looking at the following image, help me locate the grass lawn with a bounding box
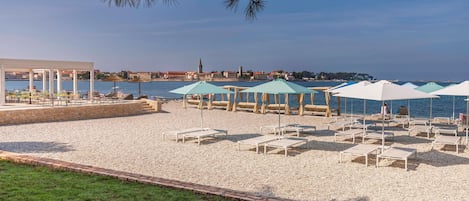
[0,160,230,201]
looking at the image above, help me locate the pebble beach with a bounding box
[1,101,469,201]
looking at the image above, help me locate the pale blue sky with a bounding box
[0,0,468,81]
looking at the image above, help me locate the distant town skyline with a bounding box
[1,1,468,81]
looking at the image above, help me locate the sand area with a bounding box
[1,100,468,200]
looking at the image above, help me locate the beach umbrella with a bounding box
[415,82,444,126]
[431,80,469,143]
[330,81,372,128]
[242,79,316,129]
[169,81,233,127]
[334,80,438,149]
[103,74,126,94]
[401,82,419,89]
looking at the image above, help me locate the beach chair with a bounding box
[408,125,433,138]
[362,131,394,143]
[376,147,417,171]
[334,129,364,144]
[263,137,308,157]
[163,127,211,142]
[432,135,461,153]
[260,124,288,135]
[182,129,228,145]
[339,144,380,167]
[237,135,279,153]
[327,118,355,131]
[280,124,317,137]
[433,126,458,136]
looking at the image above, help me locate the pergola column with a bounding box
[73,70,78,98]
[0,65,5,105]
[29,70,34,92]
[49,69,55,97]
[89,70,94,100]
[42,70,47,95]
[57,70,62,93]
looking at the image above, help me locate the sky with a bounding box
[0,0,468,81]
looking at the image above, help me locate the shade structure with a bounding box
[327,81,356,93]
[242,79,316,129]
[330,81,372,131]
[431,80,469,143]
[401,82,419,89]
[334,80,438,149]
[169,81,233,127]
[415,82,444,126]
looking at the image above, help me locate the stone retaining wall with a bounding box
[0,101,147,125]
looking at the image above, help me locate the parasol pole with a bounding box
[382,100,385,150]
[363,99,366,134]
[429,98,433,127]
[200,94,204,128]
[278,93,281,131]
[408,100,411,127]
[452,96,455,122]
[465,96,469,146]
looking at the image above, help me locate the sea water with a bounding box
[5,80,467,119]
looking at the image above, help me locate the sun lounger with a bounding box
[348,122,372,130]
[408,125,433,138]
[237,135,279,153]
[163,127,211,142]
[280,124,316,137]
[432,135,461,153]
[339,144,380,167]
[434,126,458,136]
[334,129,364,143]
[260,125,287,135]
[376,147,417,171]
[182,129,228,145]
[263,138,308,157]
[362,131,394,143]
[328,120,353,131]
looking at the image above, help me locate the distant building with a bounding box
[164,71,186,80]
[223,71,237,79]
[237,66,243,78]
[198,58,203,74]
[253,71,268,80]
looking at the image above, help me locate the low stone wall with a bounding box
[0,101,147,125]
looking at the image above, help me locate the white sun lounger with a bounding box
[434,126,458,136]
[334,129,364,143]
[263,138,308,157]
[182,129,228,145]
[280,124,317,137]
[163,127,211,142]
[362,131,394,143]
[408,125,433,138]
[339,144,380,167]
[237,135,279,153]
[376,147,417,171]
[432,135,461,153]
[260,125,287,135]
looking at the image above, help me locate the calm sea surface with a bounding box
[6,80,468,118]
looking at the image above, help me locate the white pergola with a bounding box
[0,58,95,105]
